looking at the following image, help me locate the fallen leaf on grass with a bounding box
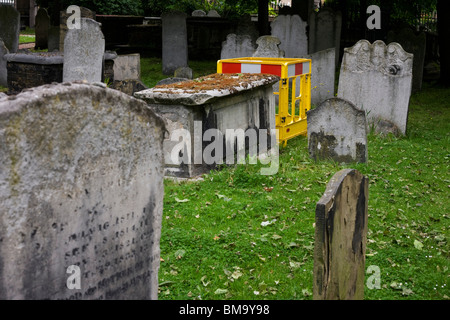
[414,239,424,250]
[214,288,228,295]
[175,197,189,203]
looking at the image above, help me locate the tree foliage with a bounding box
[141,0,258,19]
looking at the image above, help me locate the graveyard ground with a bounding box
[147,60,449,300]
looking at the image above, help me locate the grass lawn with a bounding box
[143,58,449,300]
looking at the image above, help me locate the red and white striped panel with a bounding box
[221,61,310,77]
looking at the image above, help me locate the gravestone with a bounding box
[306,47,336,106]
[60,6,96,52]
[0,82,165,299]
[270,15,308,58]
[162,11,188,76]
[221,34,256,59]
[253,36,284,58]
[0,4,20,53]
[307,98,368,163]
[174,66,193,79]
[337,40,413,135]
[309,8,342,65]
[113,53,141,81]
[0,39,8,87]
[192,10,206,17]
[387,28,426,92]
[314,169,368,300]
[35,8,50,50]
[63,18,105,83]
[48,26,60,52]
[235,15,259,44]
[207,10,220,17]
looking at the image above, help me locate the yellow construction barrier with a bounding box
[217,57,311,146]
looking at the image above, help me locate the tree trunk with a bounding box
[438,0,450,86]
[258,0,269,36]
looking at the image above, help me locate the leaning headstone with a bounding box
[35,8,50,50]
[113,53,141,81]
[253,36,284,58]
[387,28,426,92]
[270,15,308,58]
[337,40,413,135]
[221,34,256,59]
[60,6,96,52]
[314,169,368,300]
[307,98,368,163]
[63,18,105,83]
[0,4,20,53]
[308,8,342,65]
[0,82,165,299]
[305,47,336,106]
[162,11,188,76]
[0,39,8,87]
[192,10,206,17]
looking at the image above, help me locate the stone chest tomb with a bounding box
[135,73,279,178]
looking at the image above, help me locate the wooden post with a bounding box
[313,169,368,300]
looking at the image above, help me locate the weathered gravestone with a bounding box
[162,11,189,75]
[0,4,20,53]
[63,18,105,83]
[314,169,368,300]
[47,26,60,52]
[207,10,220,17]
[307,98,368,163]
[221,34,256,59]
[387,28,426,93]
[35,8,50,50]
[337,40,413,135]
[253,36,284,58]
[192,10,206,17]
[113,53,141,81]
[0,39,8,87]
[60,6,96,52]
[309,7,342,66]
[270,15,308,58]
[305,47,336,106]
[235,15,259,45]
[0,82,166,299]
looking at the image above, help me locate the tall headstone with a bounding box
[162,11,188,76]
[306,47,336,106]
[270,15,308,58]
[63,18,105,83]
[337,40,413,135]
[59,6,96,52]
[0,39,8,87]
[221,34,256,59]
[253,36,284,58]
[0,82,165,300]
[307,98,368,163]
[308,8,342,65]
[387,28,426,92]
[314,169,368,300]
[0,4,20,53]
[35,8,50,50]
